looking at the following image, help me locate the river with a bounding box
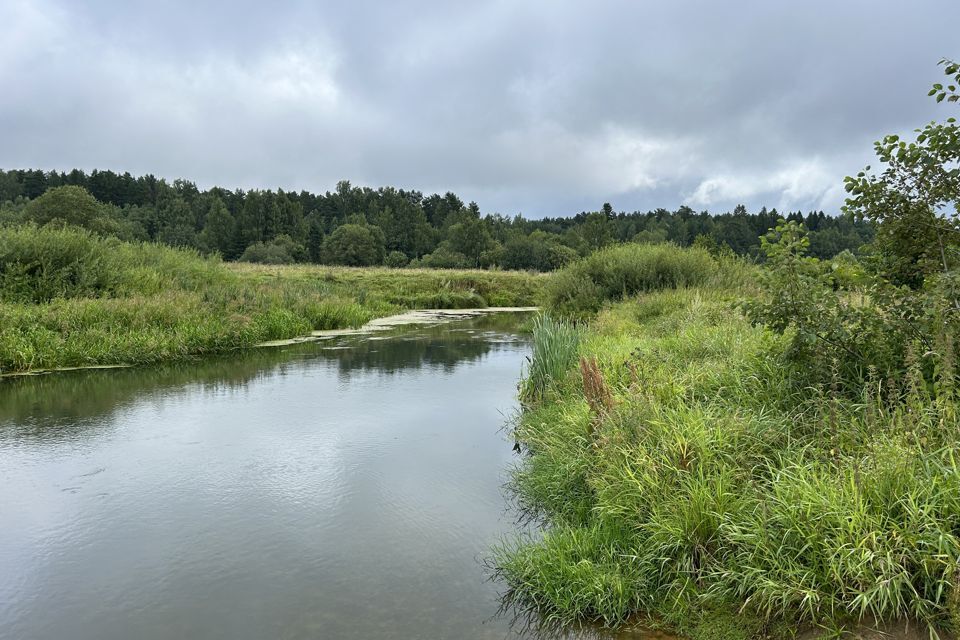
[1,312,545,640]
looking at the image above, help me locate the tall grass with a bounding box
[497,287,960,639]
[519,313,581,403]
[228,263,544,309]
[0,225,542,374]
[0,223,231,304]
[541,243,719,318]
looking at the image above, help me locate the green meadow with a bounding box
[0,224,541,374]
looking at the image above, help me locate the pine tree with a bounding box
[198,197,236,257]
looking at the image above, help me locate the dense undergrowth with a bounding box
[499,242,960,638]
[541,243,721,319]
[0,224,541,373]
[499,283,960,638]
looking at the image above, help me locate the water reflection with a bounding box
[1,312,552,640]
[322,314,527,378]
[0,313,527,433]
[497,600,679,640]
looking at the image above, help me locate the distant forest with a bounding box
[0,168,873,270]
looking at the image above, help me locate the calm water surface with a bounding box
[0,314,540,640]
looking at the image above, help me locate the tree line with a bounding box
[0,168,872,270]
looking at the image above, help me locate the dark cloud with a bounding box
[1,0,957,216]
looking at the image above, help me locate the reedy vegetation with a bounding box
[541,242,720,320]
[518,313,581,404]
[501,272,960,637]
[0,224,541,373]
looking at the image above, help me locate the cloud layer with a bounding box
[1,0,957,216]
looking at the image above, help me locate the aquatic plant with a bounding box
[519,313,581,404]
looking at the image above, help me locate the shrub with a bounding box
[501,232,579,272]
[542,243,716,318]
[239,234,306,264]
[384,250,409,268]
[744,220,956,393]
[16,185,145,241]
[417,245,472,269]
[321,224,386,266]
[22,185,103,229]
[478,244,505,269]
[0,224,229,304]
[0,225,120,303]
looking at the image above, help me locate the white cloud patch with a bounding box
[685,159,843,211]
[488,123,696,194]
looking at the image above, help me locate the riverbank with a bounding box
[497,275,960,639]
[0,226,544,374]
[0,307,539,378]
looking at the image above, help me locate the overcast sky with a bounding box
[1,1,957,217]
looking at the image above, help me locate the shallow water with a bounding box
[0,314,546,640]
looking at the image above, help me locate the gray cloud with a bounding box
[1,0,957,216]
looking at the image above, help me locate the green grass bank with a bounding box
[497,243,960,639]
[0,225,542,374]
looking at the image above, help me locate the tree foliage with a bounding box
[750,61,960,394]
[321,224,386,266]
[0,168,873,270]
[23,185,103,228]
[843,58,960,288]
[239,234,307,264]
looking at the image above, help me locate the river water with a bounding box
[0,313,544,640]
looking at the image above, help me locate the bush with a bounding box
[384,250,409,268]
[0,225,120,303]
[478,245,505,269]
[501,233,580,272]
[416,245,472,269]
[239,234,307,264]
[321,224,386,266]
[16,185,144,241]
[0,224,229,304]
[542,243,716,317]
[744,220,956,393]
[22,185,103,228]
